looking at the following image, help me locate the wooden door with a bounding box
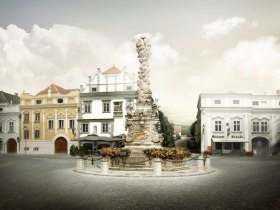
[7,139,17,153]
[55,137,67,154]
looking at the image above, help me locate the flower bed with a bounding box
[100,147,131,159]
[245,151,254,157]
[143,147,191,160]
[202,150,212,157]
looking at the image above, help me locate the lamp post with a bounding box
[23,126,27,155]
[202,124,206,152]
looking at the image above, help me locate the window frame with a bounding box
[9,121,14,133]
[34,130,40,139]
[82,123,89,133]
[48,120,54,129]
[214,121,222,132]
[102,101,110,113]
[58,120,64,129]
[233,121,241,132]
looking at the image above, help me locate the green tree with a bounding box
[190,120,197,139]
[159,111,175,147]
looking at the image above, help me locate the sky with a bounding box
[0,0,280,124]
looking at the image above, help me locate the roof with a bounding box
[0,91,20,104]
[74,134,123,142]
[37,84,74,95]
[102,66,121,74]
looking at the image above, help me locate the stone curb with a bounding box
[73,168,216,178]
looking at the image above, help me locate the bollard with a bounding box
[196,155,204,171]
[205,157,211,170]
[101,158,109,174]
[76,158,84,171]
[153,158,162,176]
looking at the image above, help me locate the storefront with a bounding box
[212,138,248,154]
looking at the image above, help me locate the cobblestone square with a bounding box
[0,154,279,210]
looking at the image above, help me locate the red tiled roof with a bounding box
[102,66,121,74]
[37,84,73,95]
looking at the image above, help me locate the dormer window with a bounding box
[57,98,63,104]
[36,100,42,104]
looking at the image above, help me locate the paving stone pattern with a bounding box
[0,154,279,210]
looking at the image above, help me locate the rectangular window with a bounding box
[48,120,54,129]
[9,122,14,132]
[82,124,88,133]
[24,113,29,122]
[126,86,132,91]
[34,147,39,151]
[261,122,268,132]
[69,120,75,129]
[34,130,40,139]
[103,101,110,113]
[24,147,29,151]
[35,113,40,122]
[24,130,29,139]
[114,101,123,112]
[58,120,64,129]
[233,100,239,104]
[253,122,259,132]
[215,121,221,132]
[252,101,259,106]
[233,121,240,132]
[84,102,91,113]
[0,122,3,132]
[214,100,221,105]
[92,87,97,92]
[102,123,109,133]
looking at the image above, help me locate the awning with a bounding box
[212,138,248,143]
[73,134,123,142]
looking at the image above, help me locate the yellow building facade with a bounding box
[19,84,79,154]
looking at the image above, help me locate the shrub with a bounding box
[70,145,79,156]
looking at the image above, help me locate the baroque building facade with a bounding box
[196,92,280,154]
[19,84,79,154]
[0,91,20,154]
[78,66,136,138]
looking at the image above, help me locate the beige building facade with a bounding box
[19,84,79,154]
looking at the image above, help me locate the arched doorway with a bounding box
[55,137,68,154]
[7,139,17,153]
[252,137,269,156]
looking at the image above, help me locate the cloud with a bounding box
[201,17,258,40]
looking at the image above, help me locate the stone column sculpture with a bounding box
[125,34,162,145]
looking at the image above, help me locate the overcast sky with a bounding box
[0,0,280,124]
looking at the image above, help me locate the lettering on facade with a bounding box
[231,135,244,139]
[212,135,225,138]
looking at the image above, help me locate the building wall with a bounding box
[19,88,79,154]
[197,93,280,153]
[0,103,20,154]
[79,67,136,138]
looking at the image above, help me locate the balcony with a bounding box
[113,111,123,117]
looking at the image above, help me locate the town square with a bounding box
[1,0,280,209]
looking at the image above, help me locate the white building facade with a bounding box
[78,66,136,138]
[0,91,20,154]
[196,92,280,154]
